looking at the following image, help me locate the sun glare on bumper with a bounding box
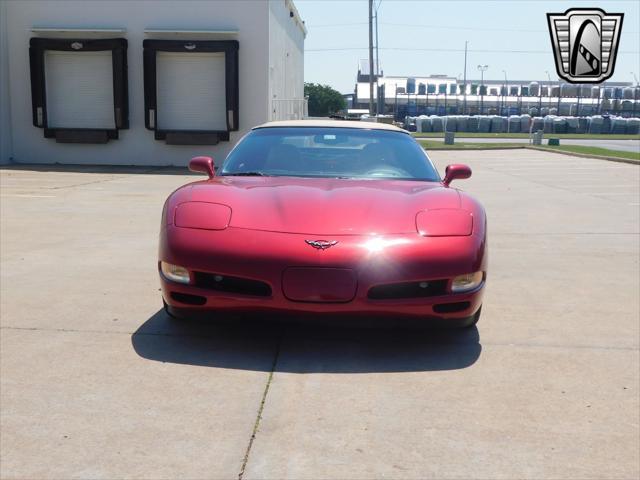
[362,237,411,254]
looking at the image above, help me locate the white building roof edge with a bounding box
[286,0,307,37]
[31,27,126,33]
[144,28,239,35]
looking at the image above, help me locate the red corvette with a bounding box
[159,120,487,327]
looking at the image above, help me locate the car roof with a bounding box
[253,119,408,133]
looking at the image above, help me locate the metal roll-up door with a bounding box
[44,50,115,129]
[156,52,227,131]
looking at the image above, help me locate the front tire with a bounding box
[163,299,193,321]
[162,299,177,319]
[458,305,482,328]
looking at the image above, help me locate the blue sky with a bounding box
[295,0,640,93]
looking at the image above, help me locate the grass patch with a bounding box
[412,132,640,140]
[419,139,640,162]
[419,140,525,150]
[533,144,640,162]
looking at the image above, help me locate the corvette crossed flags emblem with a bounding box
[305,240,338,250]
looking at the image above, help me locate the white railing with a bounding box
[271,98,308,121]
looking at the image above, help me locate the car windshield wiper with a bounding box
[223,171,270,177]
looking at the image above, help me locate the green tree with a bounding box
[304,82,346,117]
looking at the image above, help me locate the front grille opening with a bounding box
[170,292,207,305]
[368,279,448,300]
[193,271,272,297]
[433,301,471,314]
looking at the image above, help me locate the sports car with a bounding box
[159,120,487,327]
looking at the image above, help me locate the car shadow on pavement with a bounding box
[131,309,482,373]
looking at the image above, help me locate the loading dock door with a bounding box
[44,50,115,129]
[156,52,227,131]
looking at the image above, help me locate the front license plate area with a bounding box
[282,267,357,303]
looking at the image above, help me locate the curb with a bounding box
[412,134,640,141]
[525,146,640,166]
[420,144,639,165]
[421,145,526,151]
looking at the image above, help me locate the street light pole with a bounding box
[538,75,542,114]
[632,72,639,116]
[545,70,551,116]
[557,76,561,114]
[502,69,508,115]
[368,0,374,116]
[463,40,468,114]
[477,64,488,114]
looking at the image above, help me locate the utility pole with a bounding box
[368,0,374,116]
[463,40,468,115]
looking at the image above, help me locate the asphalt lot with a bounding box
[426,137,640,153]
[1,150,639,479]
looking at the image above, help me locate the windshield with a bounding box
[220,127,440,181]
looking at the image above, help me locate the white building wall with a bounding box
[3,0,275,166]
[268,0,305,121]
[0,0,13,164]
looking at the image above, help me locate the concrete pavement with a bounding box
[1,150,639,479]
[0,168,276,479]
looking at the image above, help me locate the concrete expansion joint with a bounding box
[238,331,283,480]
[47,176,127,190]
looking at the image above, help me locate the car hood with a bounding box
[186,176,460,235]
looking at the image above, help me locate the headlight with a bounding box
[416,209,473,237]
[174,202,231,230]
[160,261,191,284]
[451,271,483,293]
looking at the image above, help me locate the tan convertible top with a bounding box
[253,119,408,133]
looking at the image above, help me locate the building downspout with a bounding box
[0,0,14,164]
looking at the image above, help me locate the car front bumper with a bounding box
[159,225,487,322]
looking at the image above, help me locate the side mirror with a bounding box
[189,156,215,179]
[443,164,471,187]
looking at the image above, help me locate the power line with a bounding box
[306,46,640,54]
[305,21,638,34]
[307,21,538,32]
[306,22,368,28]
[382,22,541,32]
[386,21,638,34]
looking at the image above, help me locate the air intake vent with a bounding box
[368,280,448,300]
[170,292,206,305]
[193,271,272,297]
[433,301,471,314]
